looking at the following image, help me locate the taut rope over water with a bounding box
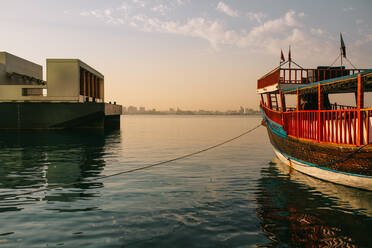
[0,123,263,200]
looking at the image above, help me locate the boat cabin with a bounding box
[258,65,372,146]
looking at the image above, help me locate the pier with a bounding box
[0,52,122,129]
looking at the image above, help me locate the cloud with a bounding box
[127,15,237,49]
[79,7,304,50]
[105,9,112,16]
[176,0,184,6]
[79,9,124,24]
[310,28,325,36]
[79,11,90,17]
[355,34,372,46]
[132,0,146,8]
[77,6,339,61]
[80,10,103,18]
[216,2,238,17]
[298,12,305,17]
[151,4,170,15]
[247,12,266,23]
[118,3,130,11]
[356,19,364,25]
[245,10,301,39]
[343,7,354,12]
[125,9,309,53]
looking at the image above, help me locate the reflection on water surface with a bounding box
[257,159,372,247]
[0,116,370,247]
[0,130,120,211]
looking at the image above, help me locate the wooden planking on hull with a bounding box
[264,121,372,176]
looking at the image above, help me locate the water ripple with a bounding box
[0,116,370,247]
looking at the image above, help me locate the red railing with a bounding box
[261,103,282,125]
[257,68,365,89]
[364,109,372,144]
[279,68,364,84]
[282,111,297,136]
[282,108,372,145]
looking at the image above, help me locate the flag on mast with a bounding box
[280,50,285,62]
[340,33,346,58]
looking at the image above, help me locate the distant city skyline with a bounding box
[1,0,371,110]
[122,105,259,115]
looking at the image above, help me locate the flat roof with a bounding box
[46,59,104,78]
[0,51,42,68]
[283,68,372,94]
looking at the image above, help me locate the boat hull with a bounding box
[263,121,372,191]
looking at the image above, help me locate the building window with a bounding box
[80,68,85,95]
[22,88,43,96]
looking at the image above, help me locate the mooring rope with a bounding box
[0,123,263,200]
[320,142,371,167]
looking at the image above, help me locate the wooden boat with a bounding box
[257,46,372,190]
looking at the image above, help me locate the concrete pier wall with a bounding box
[0,102,121,129]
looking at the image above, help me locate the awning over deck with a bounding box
[283,69,372,95]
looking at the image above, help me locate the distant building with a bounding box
[127,106,137,113]
[139,106,145,113]
[239,106,244,114]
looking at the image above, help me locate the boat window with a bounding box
[328,93,357,109]
[300,93,319,110]
[365,92,372,108]
[283,94,297,111]
[261,94,267,106]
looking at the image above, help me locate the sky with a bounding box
[0,0,371,111]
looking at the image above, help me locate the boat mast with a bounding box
[340,33,346,68]
[288,45,291,69]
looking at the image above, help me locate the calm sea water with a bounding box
[0,115,371,247]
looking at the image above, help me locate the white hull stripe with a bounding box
[273,147,372,191]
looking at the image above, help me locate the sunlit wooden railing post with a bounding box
[266,93,272,109]
[367,110,370,144]
[280,90,286,112]
[280,90,286,128]
[357,74,364,145]
[296,89,300,137]
[318,84,323,142]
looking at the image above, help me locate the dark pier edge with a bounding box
[0,102,122,130]
[104,115,120,129]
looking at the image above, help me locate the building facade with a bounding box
[0,52,121,129]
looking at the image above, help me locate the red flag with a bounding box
[280,50,285,62]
